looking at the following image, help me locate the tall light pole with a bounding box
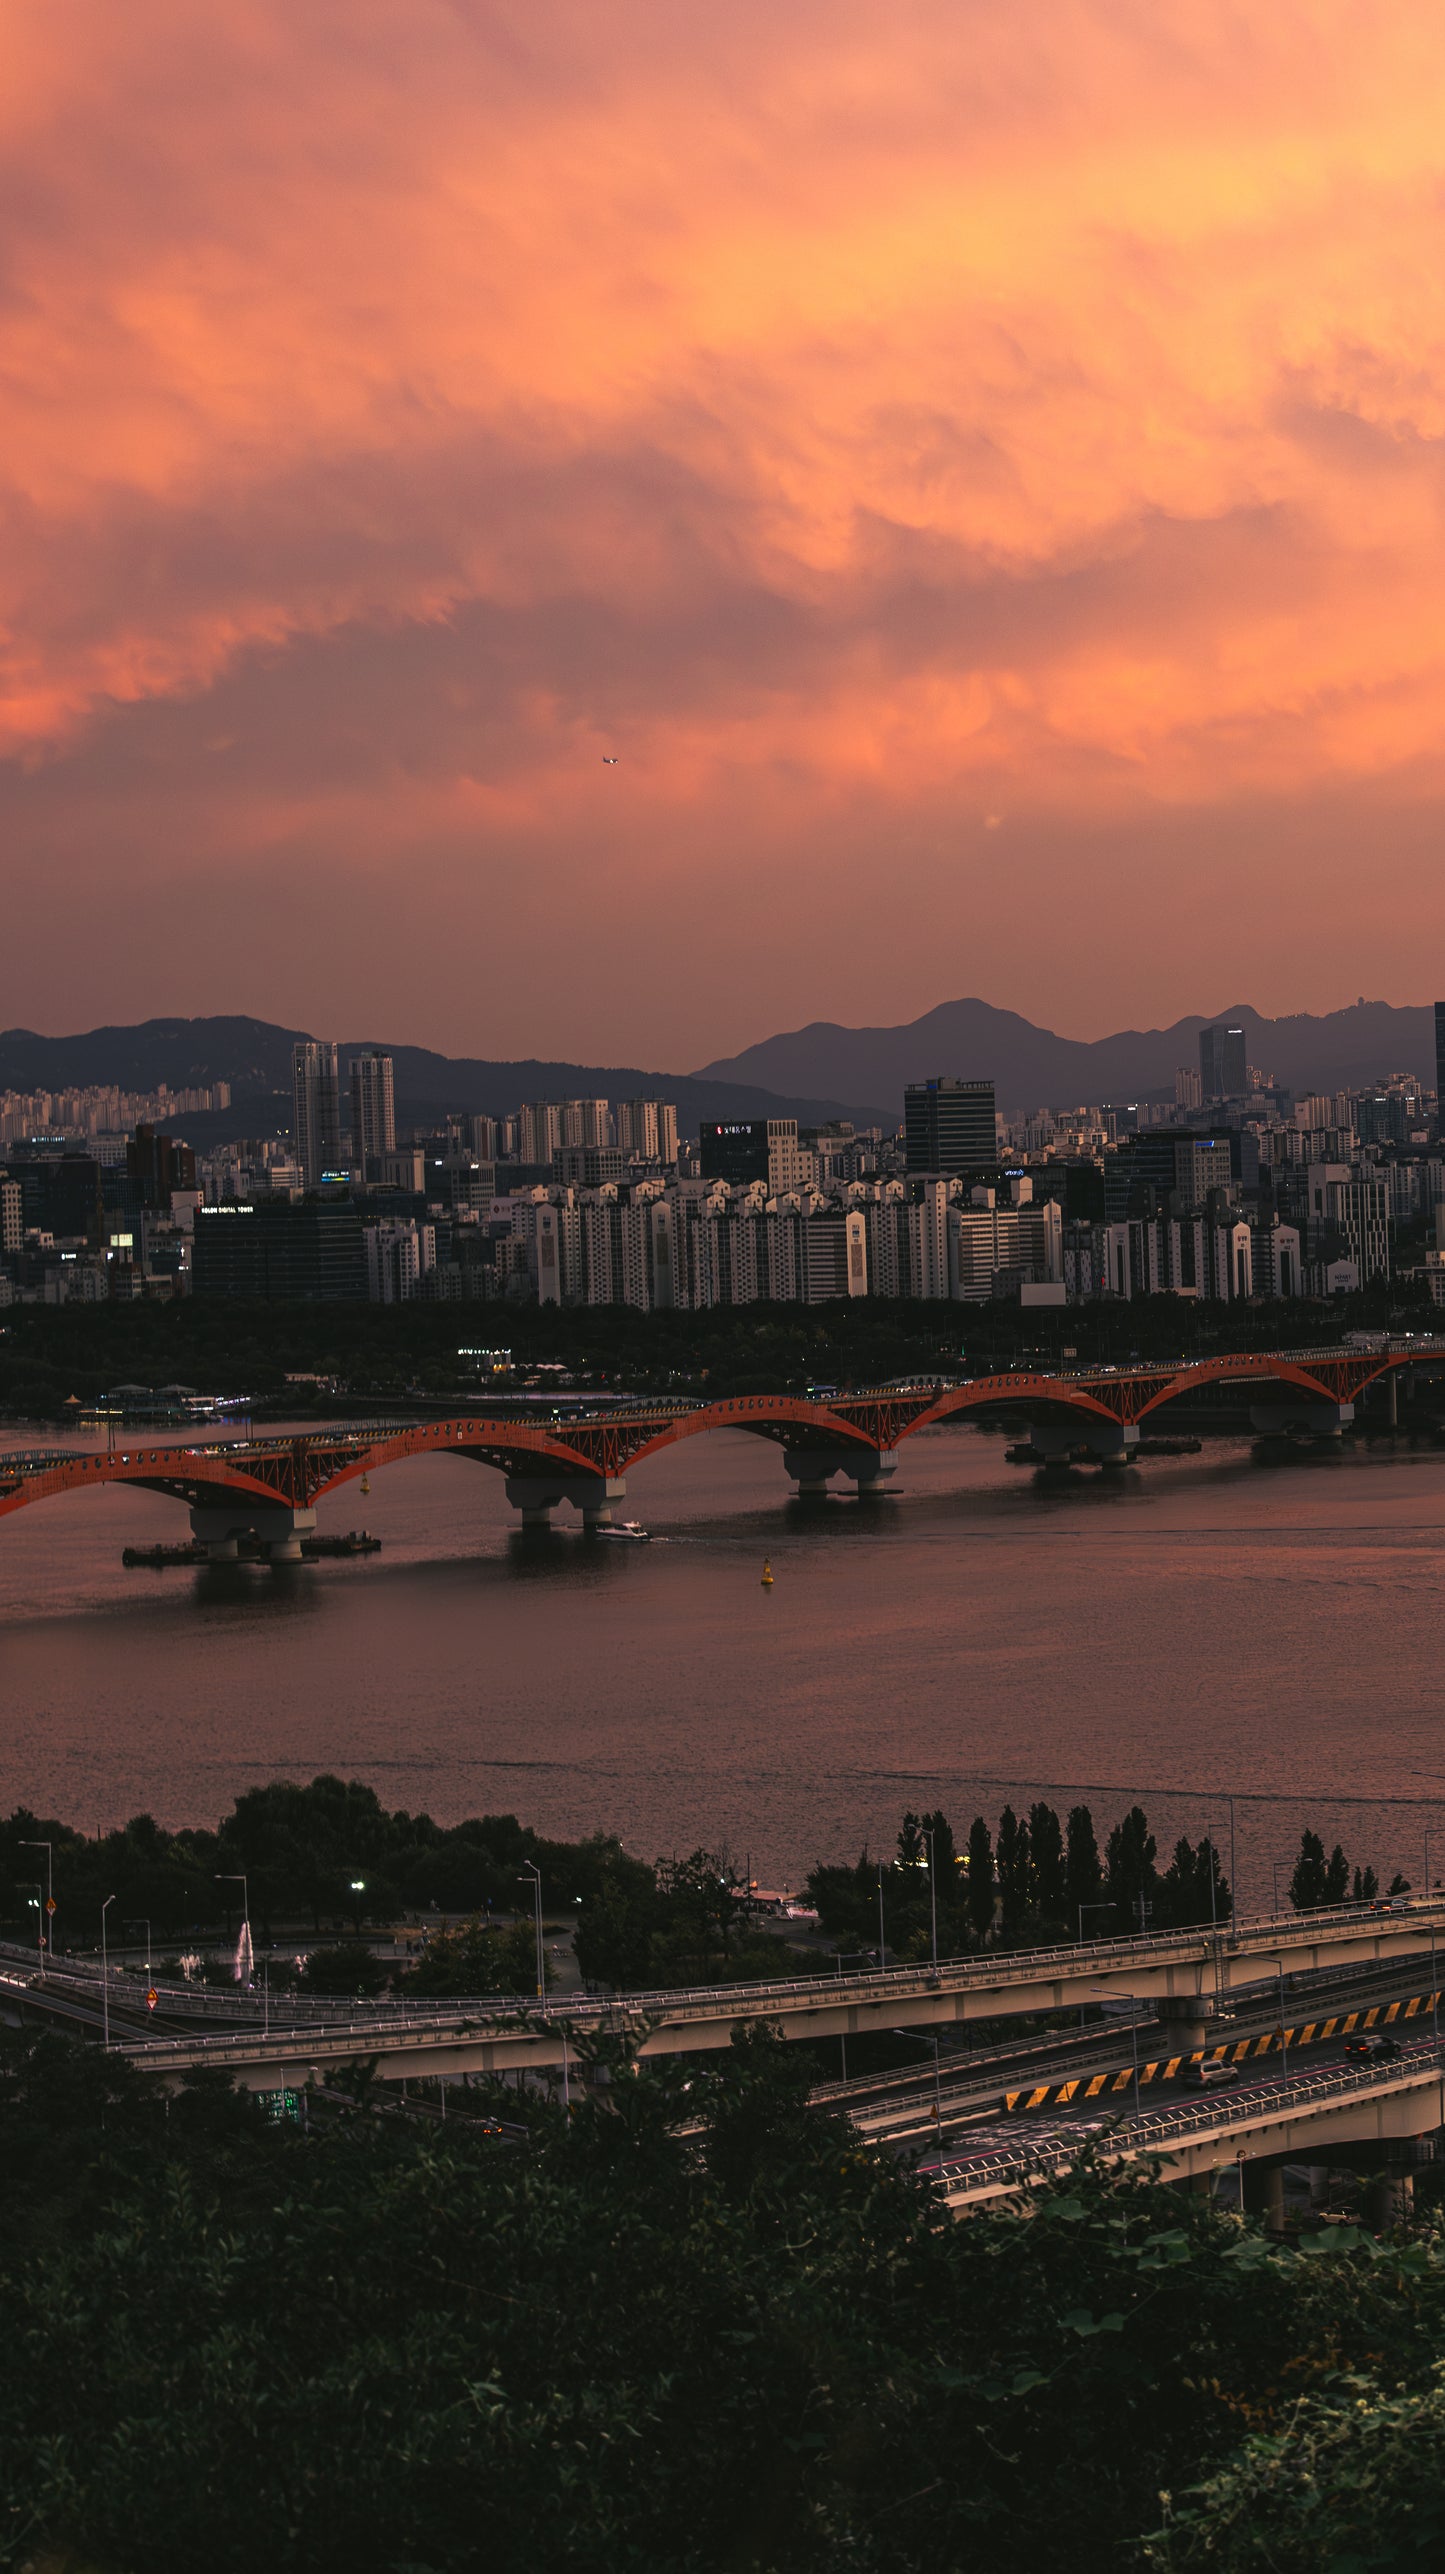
[518,1863,544,2002]
[100,1896,115,2049]
[1090,1988,1142,2124]
[20,1840,52,1978]
[1260,1956,1289,2079]
[877,1864,887,1973]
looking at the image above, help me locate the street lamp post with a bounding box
[349,1878,365,1935]
[100,1896,115,2049]
[518,1863,544,2002]
[1259,1956,1289,2079]
[20,1840,52,1978]
[891,2026,944,2141]
[877,1864,887,1974]
[1089,1988,1142,2124]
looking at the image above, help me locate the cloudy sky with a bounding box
[5,1,1445,1065]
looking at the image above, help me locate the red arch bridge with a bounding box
[3,1339,1443,1560]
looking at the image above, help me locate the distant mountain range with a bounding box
[698,997,1441,1113]
[0,1017,879,1140]
[2,995,1437,1146]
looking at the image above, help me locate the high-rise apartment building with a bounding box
[1198,1024,1247,1099]
[559,1098,613,1151]
[517,1101,562,1164]
[614,1098,679,1162]
[291,1041,342,1190]
[1174,1066,1203,1109]
[903,1078,997,1178]
[349,1053,396,1168]
[1435,1002,1445,1129]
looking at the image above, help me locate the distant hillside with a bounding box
[0,1017,886,1137]
[698,997,1439,1115]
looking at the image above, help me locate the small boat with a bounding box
[595,1520,650,1542]
[761,1559,774,1586]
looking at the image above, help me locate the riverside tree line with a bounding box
[0,1780,1417,2000]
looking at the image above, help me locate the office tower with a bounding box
[699,1117,807,1191]
[192,1198,366,1299]
[1435,1003,1445,1129]
[517,1100,562,1164]
[126,1125,197,1211]
[349,1053,396,1171]
[1198,1023,1247,1099]
[291,1040,342,1189]
[1175,1066,1202,1109]
[903,1077,997,1177]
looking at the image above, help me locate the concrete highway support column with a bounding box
[782,1448,898,1498]
[503,1473,628,1527]
[1155,1995,1216,2053]
[189,1503,318,1563]
[1365,2158,1416,2231]
[1241,2160,1286,2234]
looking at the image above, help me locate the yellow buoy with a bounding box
[761,1559,774,1586]
[359,1472,371,1496]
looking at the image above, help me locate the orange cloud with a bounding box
[6,0,1445,1050]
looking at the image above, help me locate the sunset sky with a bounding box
[6,1,1445,1066]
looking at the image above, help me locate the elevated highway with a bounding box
[3,1336,1443,1553]
[72,1896,1445,2088]
[932,2040,1445,2214]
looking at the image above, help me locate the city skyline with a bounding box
[7,6,1445,1059]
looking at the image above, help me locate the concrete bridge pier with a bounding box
[1249,1400,1355,1441]
[504,1473,628,1527]
[189,1503,318,1563]
[783,1447,898,1498]
[1029,1421,1139,1470]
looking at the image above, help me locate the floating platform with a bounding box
[122,1531,382,1567]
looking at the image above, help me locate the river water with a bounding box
[2,1420,1443,1899]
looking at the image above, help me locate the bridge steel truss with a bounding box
[3,1341,1444,1541]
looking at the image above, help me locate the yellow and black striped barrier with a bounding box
[1001,1989,1443,2113]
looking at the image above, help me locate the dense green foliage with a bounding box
[0,1776,639,1951]
[0,1279,1432,1420]
[2,2024,1444,2572]
[806,1799,1233,1954]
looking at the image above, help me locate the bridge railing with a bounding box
[939,2039,1445,2196]
[101,1896,1445,2063]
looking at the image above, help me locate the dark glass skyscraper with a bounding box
[1434,1002,1445,1129]
[1198,1023,1248,1098]
[903,1077,996,1176]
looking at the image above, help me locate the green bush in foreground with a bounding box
[1,2023,1443,2574]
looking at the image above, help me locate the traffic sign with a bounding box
[44,1898,55,1915]
[146,1988,158,2009]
